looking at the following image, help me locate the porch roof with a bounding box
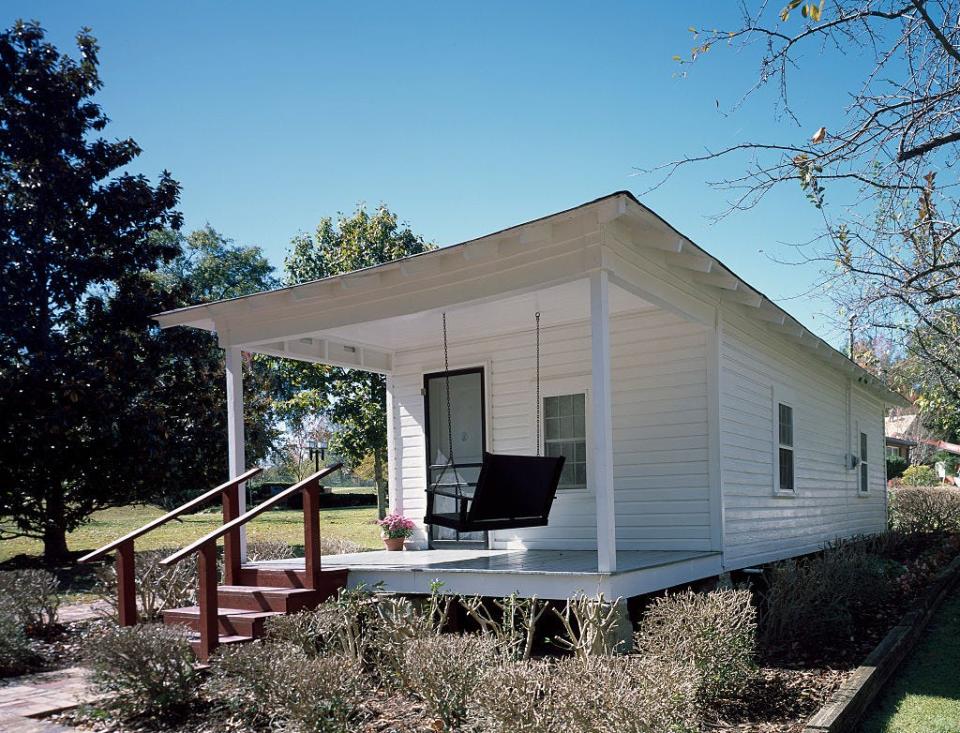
[153,191,910,406]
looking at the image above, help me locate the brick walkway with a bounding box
[0,666,95,731]
[58,600,111,623]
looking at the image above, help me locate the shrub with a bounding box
[0,598,41,676]
[902,464,939,486]
[247,538,294,561]
[265,605,345,657]
[207,641,365,732]
[320,536,363,555]
[401,634,501,728]
[635,588,756,704]
[886,455,909,480]
[460,593,547,660]
[83,624,198,720]
[0,569,60,629]
[472,655,699,733]
[759,539,896,650]
[550,594,632,657]
[94,548,197,622]
[889,487,960,534]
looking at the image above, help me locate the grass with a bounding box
[0,498,382,564]
[860,585,960,733]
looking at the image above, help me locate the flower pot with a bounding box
[382,536,405,551]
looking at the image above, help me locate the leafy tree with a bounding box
[0,22,182,560]
[655,2,960,408]
[147,226,281,509]
[275,205,434,517]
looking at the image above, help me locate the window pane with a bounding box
[544,417,559,440]
[779,403,793,447]
[860,432,868,461]
[544,396,559,418]
[860,462,869,492]
[779,447,794,491]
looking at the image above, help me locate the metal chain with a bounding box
[536,311,541,457]
[443,313,456,470]
[439,312,461,499]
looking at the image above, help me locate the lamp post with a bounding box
[307,439,327,473]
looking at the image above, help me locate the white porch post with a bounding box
[590,270,617,573]
[225,346,248,561]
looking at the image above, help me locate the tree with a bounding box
[274,205,434,518]
[0,22,182,560]
[146,226,281,509]
[654,2,960,407]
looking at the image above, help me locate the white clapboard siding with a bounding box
[719,307,887,568]
[388,307,712,551]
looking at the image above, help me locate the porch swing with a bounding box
[424,312,565,533]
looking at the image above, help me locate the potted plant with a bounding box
[376,512,415,551]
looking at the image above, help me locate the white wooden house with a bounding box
[156,192,907,600]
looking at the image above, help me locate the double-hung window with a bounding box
[859,431,870,493]
[775,397,795,494]
[543,392,587,490]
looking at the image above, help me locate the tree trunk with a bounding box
[42,486,70,563]
[373,448,387,520]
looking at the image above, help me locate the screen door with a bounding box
[424,367,487,547]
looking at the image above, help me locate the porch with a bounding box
[247,548,723,599]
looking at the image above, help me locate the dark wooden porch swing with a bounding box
[424,312,564,533]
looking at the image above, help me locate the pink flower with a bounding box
[376,512,415,539]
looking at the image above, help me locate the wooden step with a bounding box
[238,567,349,591]
[187,633,252,655]
[163,606,282,638]
[238,566,309,588]
[216,584,337,613]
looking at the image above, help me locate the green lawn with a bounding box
[0,500,382,564]
[860,586,960,733]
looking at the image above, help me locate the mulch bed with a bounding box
[40,535,960,732]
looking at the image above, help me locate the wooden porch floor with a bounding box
[247,548,723,599]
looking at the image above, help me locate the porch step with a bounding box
[163,606,282,638]
[216,584,337,613]
[186,633,252,655]
[238,567,308,588]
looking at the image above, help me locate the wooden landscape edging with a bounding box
[802,553,960,733]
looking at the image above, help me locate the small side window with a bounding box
[543,393,587,490]
[778,403,795,492]
[859,431,869,493]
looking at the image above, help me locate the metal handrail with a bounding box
[78,467,262,564]
[161,463,343,567]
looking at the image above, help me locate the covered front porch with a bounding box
[155,193,725,588]
[247,548,722,599]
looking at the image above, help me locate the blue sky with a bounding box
[6,2,870,346]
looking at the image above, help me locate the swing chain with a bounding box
[441,313,461,498]
[535,312,541,457]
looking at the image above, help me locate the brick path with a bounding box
[58,600,111,623]
[0,667,96,731]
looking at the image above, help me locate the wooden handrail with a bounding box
[78,467,263,564]
[161,463,343,567]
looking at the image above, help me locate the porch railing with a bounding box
[78,467,262,626]
[160,463,342,659]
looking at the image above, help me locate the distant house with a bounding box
[885,412,919,461]
[155,191,908,600]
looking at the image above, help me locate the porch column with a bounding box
[590,270,617,573]
[225,346,248,562]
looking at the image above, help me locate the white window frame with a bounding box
[772,386,797,496]
[534,375,592,494]
[858,422,870,495]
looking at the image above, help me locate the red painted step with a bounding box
[216,584,338,613]
[163,606,282,638]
